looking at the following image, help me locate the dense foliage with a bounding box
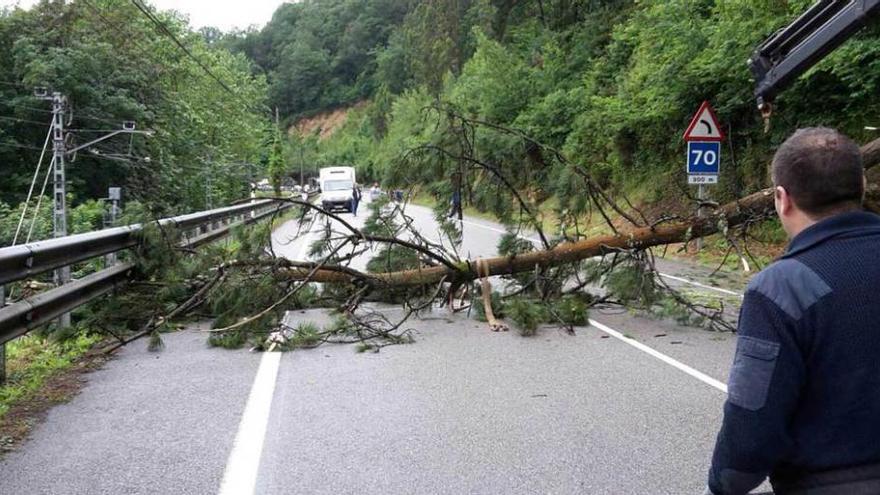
[257,0,880,217]
[222,0,413,119]
[5,0,880,243]
[0,0,271,242]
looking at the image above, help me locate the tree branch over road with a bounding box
[275,138,880,287]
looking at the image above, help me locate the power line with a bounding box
[0,141,48,152]
[0,102,54,114]
[13,121,53,245]
[0,115,53,126]
[79,0,267,119]
[80,0,174,71]
[72,112,132,126]
[128,0,266,115]
[26,155,54,243]
[68,128,128,133]
[0,100,131,126]
[80,0,148,56]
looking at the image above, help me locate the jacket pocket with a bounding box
[728,336,780,411]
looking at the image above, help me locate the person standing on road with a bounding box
[448,189,462,219]
[448,177,463,220]
[350,184,361,216]
[370,182,381,201]
[705,128,880,495]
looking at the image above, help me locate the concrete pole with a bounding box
[105,188,120,267]
[51,92,71,328]
[0,285,5,385]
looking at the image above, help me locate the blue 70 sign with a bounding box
[687,141,720,176]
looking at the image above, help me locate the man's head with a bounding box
[771,127,865,237]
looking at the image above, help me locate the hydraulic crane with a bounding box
[749,0,880,124]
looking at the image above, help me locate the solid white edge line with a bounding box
[459,219,509,235]
[218,351,282,495]
[588,318,728,394]
[657,272,743,298]
[296,227,315,262]
[427,205,732,394]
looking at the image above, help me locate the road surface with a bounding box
[0,197,770,494]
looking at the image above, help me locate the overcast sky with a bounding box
[0,1,286,31]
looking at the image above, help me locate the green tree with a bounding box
[0,0,271,217]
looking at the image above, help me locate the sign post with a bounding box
[105,187,122,267]
[683,101,724,251]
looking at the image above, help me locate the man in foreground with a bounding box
[707,128,880,494]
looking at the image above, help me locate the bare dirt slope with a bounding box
[292,101,367,141]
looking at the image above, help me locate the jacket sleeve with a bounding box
[708,291,807,495]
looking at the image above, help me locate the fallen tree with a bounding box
[96,127,880,353]
[274,138,880,287]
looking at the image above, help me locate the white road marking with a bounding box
[436,209,734,393]
[657,273,743,298]
[588,318,728,394]
[295,224,317,261]
[459,218,743,298]
[218,351,282,495]
[460,219,510,236]
[219,220,317,495]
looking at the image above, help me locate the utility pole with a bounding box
[249,162,257,219]
[34,88,150,328]
[105,187,121,266]
[300,142,304,188]
[36,91,72,327]
[0,285,5,385]
[205,166,213,209]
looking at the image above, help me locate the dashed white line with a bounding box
[218,351,282,495]
[588,318,728,393]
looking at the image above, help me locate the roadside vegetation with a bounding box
[0,331,101,421]
[2,1,880,437]
[225,1,880,212]
[0,0,270,223]
[0,0,272,437]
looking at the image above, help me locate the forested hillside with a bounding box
[3,0,880,244]
[232,0,880,220]
[223,0,411,118]
[0,0,270,245]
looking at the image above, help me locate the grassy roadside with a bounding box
[0,332,102,419]
[0,331,108,454]
[0,205,301,452]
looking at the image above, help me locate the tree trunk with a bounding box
[282,138,880,286]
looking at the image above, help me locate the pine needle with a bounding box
[147,330,165,352]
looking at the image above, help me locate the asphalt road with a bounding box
[0,197,770,494]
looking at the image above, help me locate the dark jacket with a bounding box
[708,211,880,495]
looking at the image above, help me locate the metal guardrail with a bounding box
[0,199,292,346]
[0,199,281,287]
[0,262,135,344]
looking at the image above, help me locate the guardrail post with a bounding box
[0,285,5,386]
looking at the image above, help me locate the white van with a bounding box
[319,167,357,211]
